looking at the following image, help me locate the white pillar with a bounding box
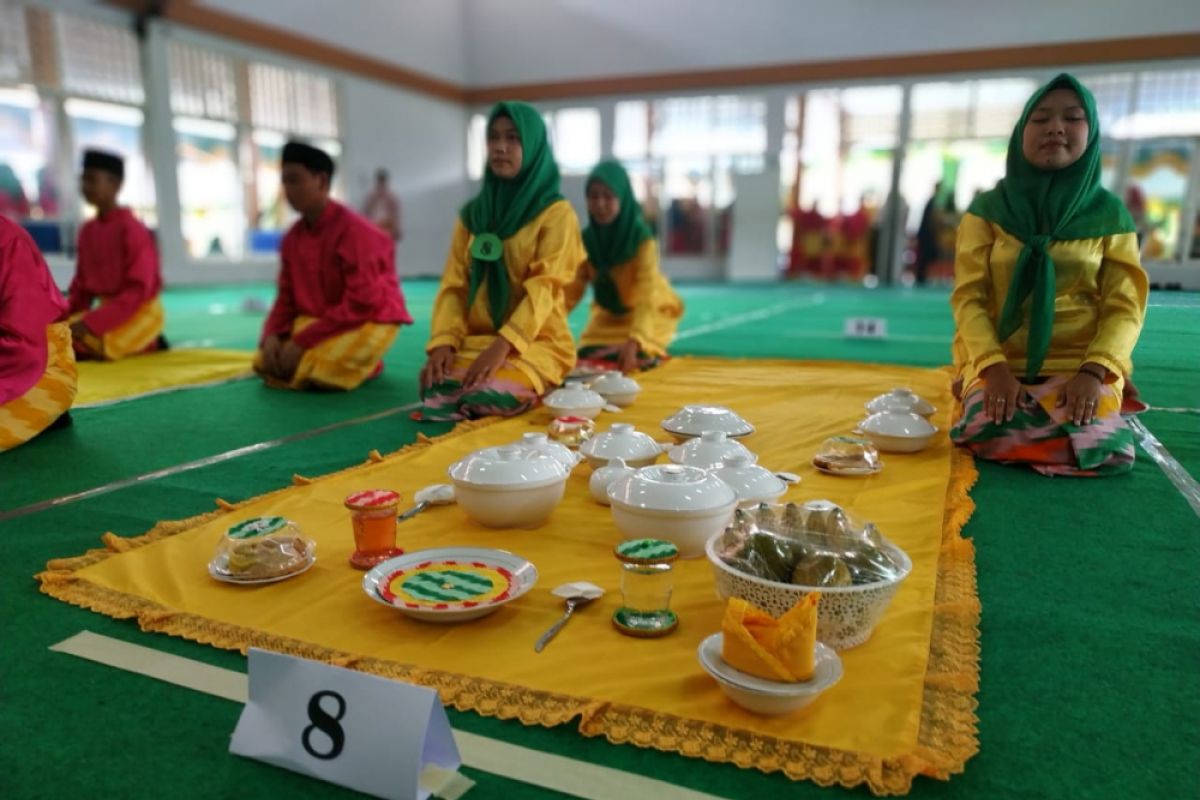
[139,19,188,282]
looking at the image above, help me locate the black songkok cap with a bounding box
[281,141,335,178]
[82,149,124,180]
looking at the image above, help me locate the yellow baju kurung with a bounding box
[422,200,580,420]
[566,239,683,361]
[949,211,1148,475]
[951,212,1147,395]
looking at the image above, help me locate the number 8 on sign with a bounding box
[302,690,346,760]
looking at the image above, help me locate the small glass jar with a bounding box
[612,538,679,637]
[344,489,403,569]
[548,415,595,449]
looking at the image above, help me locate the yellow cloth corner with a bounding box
[40,357,979,794]
[74,348,255,407]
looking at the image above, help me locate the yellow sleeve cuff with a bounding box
[498,324,531,355]
[426,333,462,353]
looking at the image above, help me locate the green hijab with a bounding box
[460,101,564,328]
[581,160,654,315]
[968,73,1134,380]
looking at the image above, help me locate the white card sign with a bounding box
[230,649,460,800]
[843,317,888,339]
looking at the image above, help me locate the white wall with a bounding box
[340,79,468,279]
[462,0,1200,87]
[195,0,468,85]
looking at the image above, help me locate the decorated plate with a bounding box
[362,547,538,623]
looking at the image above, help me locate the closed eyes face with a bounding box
[486,115,523,179]
[1021,88,1089,170]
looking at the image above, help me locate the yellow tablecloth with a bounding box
[41,357,979,795]
[75,349,254,407]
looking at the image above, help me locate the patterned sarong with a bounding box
[419,355,540,422]
[0,323,78,451]
[576,343,663,372]
[254,316,398,391]
[72,297,164,361]
[950,374,1134,476]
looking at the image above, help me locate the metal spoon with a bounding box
[534,582,604,652]
[398,483,456,521]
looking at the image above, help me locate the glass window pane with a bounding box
[169,41,239,122]
[248,129,292,251]
[1079,72,1135,136]
[0,86,61,223]
[0,2,33,84]
[553,107,600,174]
[466,113,486,181]
[248,63,339,138]
[56,13,143,105]
[1130,69,1200,138]
[1127,139,1193,261]
[910,82,972,140]
[175,117,243,258]
[613,101,648,160]
[66,98,155,226]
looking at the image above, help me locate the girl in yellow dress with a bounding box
[566,160,683,373]
[419,102,579,421]
[950,74,1147,476]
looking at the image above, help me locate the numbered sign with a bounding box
[230,649,460,800]
[843,317,888,339]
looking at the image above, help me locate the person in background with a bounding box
[419,102,578,421]
[949,74,1147,476]
[256,142,412,391]
[363,168,402,241]
[0,215,77,451]
[68,149,165,361]
[787,202,827,278]
[566,160,683,373]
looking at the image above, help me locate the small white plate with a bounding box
[810,458,883,477]
[208,554,316,585]
[363,547,538,623]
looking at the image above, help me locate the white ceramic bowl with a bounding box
[667,430,757,471]
[448,445,569,528]
[516,432,582,470]
[588,458,634,506]
[589,372,642,408]
[866,387,936,417]
[607,464,737,558]
[579,423,663,469]
[697,633,842,715]
[710,454,790,508]
[661,405,754,443]
[544,380,606,420]
[362,547,538,623]
[857,410,939,453]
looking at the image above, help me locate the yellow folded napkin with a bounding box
[721,595,819,682]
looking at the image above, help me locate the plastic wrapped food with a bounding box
[214,516,313,581]
[714,501,905,587]
[812,435,882,475]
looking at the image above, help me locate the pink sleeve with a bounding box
[260,239,298,344]
[291,226,392,349]
[82,219,161,334]
[0,233,68,405]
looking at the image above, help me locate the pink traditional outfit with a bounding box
[0,216,77,451]
[257,199,413,390]
[68,206,164,360]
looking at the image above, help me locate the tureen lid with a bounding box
[449,445,568,487]
[580,423,661,461]
[607,464,737,512]
[859,410,938,438]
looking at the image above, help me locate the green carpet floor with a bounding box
[2,281,1197,800]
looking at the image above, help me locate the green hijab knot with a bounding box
[581,160,653,316]
[460,101,564,328]
[967,73,1134,380]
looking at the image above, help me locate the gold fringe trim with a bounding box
[37,417,981,796]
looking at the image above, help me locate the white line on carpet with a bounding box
[0,402,421,521]
[673,293,826,341]
[1129,417,1200,518]
[779,330,950,344]
[51,631,730,800]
